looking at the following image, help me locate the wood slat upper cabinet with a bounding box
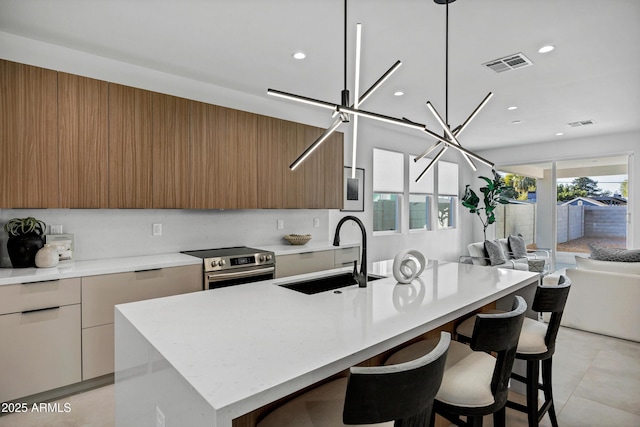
[108,83,153,208]
[257,115,344,209]
[323,131,344,209]
[190,102,258,209]
[0,60,59,208]
[152,93,190,208]
[58,73,109,208]
[256,115,285,209]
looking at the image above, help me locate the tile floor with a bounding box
[1,326,639,427]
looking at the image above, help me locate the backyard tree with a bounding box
[572,177,602,196]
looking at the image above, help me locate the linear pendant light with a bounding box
[267,0,403,177]
[411,0,494,181]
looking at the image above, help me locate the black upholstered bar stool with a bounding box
[385,296,527,427]
[456,276,571,427]
[256,332,450,427]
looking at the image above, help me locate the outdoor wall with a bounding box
[496,204,536,245]
[557,205,584,244]
[584,206,627,237]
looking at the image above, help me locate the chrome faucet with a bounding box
[333,215,367,287]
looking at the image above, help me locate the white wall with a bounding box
[0,209,330,266]
[330,123,478,265]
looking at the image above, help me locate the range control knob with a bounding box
[259,255,265,262]
[266,254,272,261]
[219,259,226,267]
[211,260,218,268]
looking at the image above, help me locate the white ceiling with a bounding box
[1,0,639,151]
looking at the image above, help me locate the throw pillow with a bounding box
[484,239,507,266]
[508,235,528,259]
[589,244,640,262]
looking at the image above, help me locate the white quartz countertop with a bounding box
[0,253,202,286]
[115,260,539,425]
[0,242,360,286]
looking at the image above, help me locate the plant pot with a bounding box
[7,234,44,268]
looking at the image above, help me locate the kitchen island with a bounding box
[114,260,539,427]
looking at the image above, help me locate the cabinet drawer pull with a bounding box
[21,279,60,285]
[21,306,60,315]
[134,268,162,273]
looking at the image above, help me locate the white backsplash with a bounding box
[0,209,330,266]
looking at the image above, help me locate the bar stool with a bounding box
[456,276,571,427]
[385,296,527,427]
[256,332,450,427]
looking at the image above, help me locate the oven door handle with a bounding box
[206,266,275,283]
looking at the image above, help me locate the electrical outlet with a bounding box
[152,223,162,236]
[156,406,165,427]
[277,219,284,230]
[313,218,320,228]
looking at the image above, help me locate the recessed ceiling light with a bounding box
[394,91,404,97]
[292,52,306,60]
[538,45,555,54]
[511,120,522,125]
[555,132,564,136]
[507,106,518,110]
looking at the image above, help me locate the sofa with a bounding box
[461,237,550,272]
[563,256,640,342]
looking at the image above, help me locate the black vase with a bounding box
[7,234,44,268]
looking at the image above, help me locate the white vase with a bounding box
[35,244,59,268]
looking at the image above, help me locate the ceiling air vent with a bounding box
[567,120,596,127]
[483,52,533,73]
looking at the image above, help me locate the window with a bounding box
[373,149,404,232]
[437,161,458,230]
[409,155,434,231]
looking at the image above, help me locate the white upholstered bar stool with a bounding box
[456,276,571,427]
[256,332,450,427]
[385,296,527,427]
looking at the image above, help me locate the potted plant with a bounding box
[3,217,47,268]
[461,171,510,241]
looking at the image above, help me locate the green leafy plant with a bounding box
[3,217,47,237]
[461,171,510,240]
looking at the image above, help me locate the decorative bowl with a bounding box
[284,234,312,245]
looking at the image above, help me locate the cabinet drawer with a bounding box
[334,246,360,268]
[82,323,114,380]
[0,278,81,316]
[0,304,81,402]
[275,250,334,278]
[82,265,201,328]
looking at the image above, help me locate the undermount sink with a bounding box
[279,272,385,295]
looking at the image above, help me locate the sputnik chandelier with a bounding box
[267,0,494,182]
[408,0,494,181]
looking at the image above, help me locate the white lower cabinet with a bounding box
[81,264,201,380]
[275,246,360,278]
[0,279,81,402]
[81,323,114,380]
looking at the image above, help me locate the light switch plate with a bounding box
[152,223,163,236]
[277,219,284,230]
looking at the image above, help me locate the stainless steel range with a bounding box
[182,246,275,290]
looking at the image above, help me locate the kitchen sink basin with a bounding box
[279,272,385,295]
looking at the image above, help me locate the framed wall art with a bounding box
[341,166,365,212]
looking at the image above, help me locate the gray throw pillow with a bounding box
[589,244,640,262]
[484,239,507,266]
[508,235,528,259]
